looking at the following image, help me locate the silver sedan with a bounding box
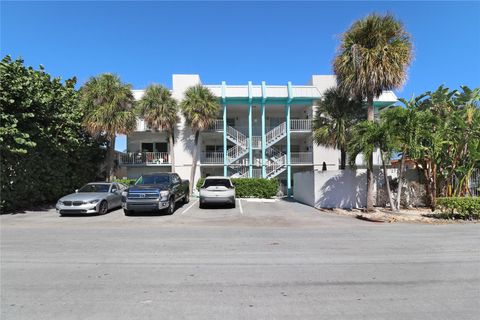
[56,182,126,215]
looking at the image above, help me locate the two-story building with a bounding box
[118,74,397,195]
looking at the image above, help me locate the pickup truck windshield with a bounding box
[136,175,170,185]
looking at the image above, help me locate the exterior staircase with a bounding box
[265,122,287,148]
[223,122,289,178]
[265,146,287,179]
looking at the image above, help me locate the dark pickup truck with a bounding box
[122,173,189,215]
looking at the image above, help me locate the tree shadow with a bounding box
[316,170,367,209]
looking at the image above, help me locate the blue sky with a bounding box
[2,1,479,151]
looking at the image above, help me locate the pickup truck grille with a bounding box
[128,192,160,199]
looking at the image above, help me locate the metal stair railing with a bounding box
[265,122,287,147]
[266,154,287,179]
[226,126,247,147]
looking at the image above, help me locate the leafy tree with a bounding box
[137,84,179,172]
[180,85,220,194]
[0,56,104,212]
[347,121,396,211]
[79,74,136,181]
[312,87,364,169]
[334,13,413,211]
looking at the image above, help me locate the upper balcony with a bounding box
[118,152,171,166]
[204,119,312,133]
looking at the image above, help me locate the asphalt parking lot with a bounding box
[1,199,479,320]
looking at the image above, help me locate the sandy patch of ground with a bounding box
[317,207,478,224]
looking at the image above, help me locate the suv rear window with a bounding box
[202,179,233,188]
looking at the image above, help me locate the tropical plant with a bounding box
[0,56,104,212]
[180,85,220,194]
[334,13,413,211]
[347,120,396,211]
[381,95,425,210]
[313,87,364,169]
[79,73,137,181]
[137,84,179,172]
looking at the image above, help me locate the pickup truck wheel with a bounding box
[183,192,189,204]
[167,198,175,215]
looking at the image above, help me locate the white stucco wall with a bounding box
[294,169,372,209]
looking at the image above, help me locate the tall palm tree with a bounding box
[313,87,364,169]
[180,85,220,193]
[333,13,413,211]
[80,73,136,182]
[137,84,179,172]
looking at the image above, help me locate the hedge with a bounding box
[114,178,136,186]
[196,177,279,198]
[437,197,480,220]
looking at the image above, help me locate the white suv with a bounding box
[199,176,236,209]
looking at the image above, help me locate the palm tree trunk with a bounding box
[106,135,116,182]
[431,163,437,211]
[395,150,406,211]
[381,150,395,211]
[340,148,346,170]
[366,95,375,211]
[189,131,200,195]
[169,132,175,173]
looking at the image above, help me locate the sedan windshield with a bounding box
[136,175,170,185]
[203,179,232,188]
[78,184,110,193]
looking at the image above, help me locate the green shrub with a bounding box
[196,177,205,191]
[196,177,279,198]
[437,197,480,220]
[114,178,136,186]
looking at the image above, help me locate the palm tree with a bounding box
[180,85,220,194]
[348,121,396,211]
[333,13,413,211]
[137,84,179,172]
[313,87,364,169]
[80,73,136,182]
[382,95,425,211]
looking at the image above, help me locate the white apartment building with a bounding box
[118,74,397,195]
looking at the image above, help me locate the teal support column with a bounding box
[286,82,293,196]
[248,81,253,178]
[261,81,267,178]
[222,81,227,176]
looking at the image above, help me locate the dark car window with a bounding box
[79,184,110,193]
[202,179,233,188]
[136,175,170,185]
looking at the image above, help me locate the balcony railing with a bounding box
[119,152,170,166]
[200,152,224,164]
[290,152,313,164]
[290,119,312,131]
[205,119,224,132]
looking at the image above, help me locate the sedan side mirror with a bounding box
[111,188,117,193]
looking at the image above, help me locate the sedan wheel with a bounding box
[99,201,108,215]
[183,193,189,204]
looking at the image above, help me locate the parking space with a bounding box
[2,198,479,320]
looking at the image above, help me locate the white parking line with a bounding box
[238,199,243,214]
[181,199,198,215]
